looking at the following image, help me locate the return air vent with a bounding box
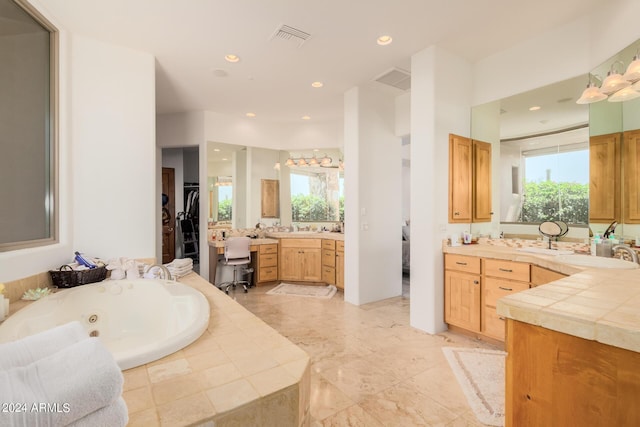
[270,24,311,47]
[374,67,411,91]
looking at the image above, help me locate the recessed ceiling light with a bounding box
[529,106,541,111]
[213,148,221,152]
[246,112,256,118]
[225,54,240,63]
[313,148,320,152]
[377,35,393,46]
[311,81,323,88]
[222,158,228,161]
[301,115,311,120]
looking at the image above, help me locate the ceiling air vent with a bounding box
[374,67,411,91]
[270,24,311,47]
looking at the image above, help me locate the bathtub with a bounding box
[0,279,210,370]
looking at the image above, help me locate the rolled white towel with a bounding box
[68,397,128,427]
[0,337,123,427]
[0,321,88,371]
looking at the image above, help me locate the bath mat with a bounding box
[266,283,337,299]
[442,347,506,426]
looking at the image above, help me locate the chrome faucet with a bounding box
[144,264,173,280]
[612,244,639,264]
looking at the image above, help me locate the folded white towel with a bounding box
[68,397,128,427]
[169,258,193,267]
[0,321,88,371]
[0,337,123,427]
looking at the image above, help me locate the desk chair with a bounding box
[219,237,252,294]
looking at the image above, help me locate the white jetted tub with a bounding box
[0,279,210,370]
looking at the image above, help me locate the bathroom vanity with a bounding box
[444,243,640,426]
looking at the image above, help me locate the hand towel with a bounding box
[0,337,123,427]
[68,397,128,427]
[0,321,88,371]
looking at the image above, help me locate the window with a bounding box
[502,140,589,225]
[290,169,344,222]
[0,0,57,251]
[208,176,232,223]
[217,184,232,221]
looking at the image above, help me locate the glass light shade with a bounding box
[308,157,319,167]
[576,83,607,104]
[320,156,332,167]
[285,158,295,166]
[297,158,308,167]
[624,56,640,82]
[608,86,640,102]
[600,71,630,95]
[274,162,281,170]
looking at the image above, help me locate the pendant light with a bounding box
[600,61,630,95]
[576,79,606,104]
[608,86,640,102]
[623,50,640,82]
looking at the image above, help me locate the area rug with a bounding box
[442,347,506,426]
[266,283,337,299]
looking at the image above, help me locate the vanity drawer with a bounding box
[260,253,277,268]
[280,238,321,249]
[259,244,278,255]
[259,266,278,282]
[483,259,530,282]
[322,266,335,284]
[322,249,336,267]
[322,240,336,250]
[445,254,481,274]
[336,241,344,252]
[484,277,529,307]
[483,307,506,340]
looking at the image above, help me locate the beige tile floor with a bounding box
[228,276,499,426]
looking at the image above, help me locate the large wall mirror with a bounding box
[206,142,343,231]
[471,37,640,241]
[0,0,58,251]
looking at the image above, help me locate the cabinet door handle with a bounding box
[456,262,467,266]
[499,316,505,321]
[499,286,513,291]
[454,212,460,216]
[473,280,479,285]
[498,268,513,273]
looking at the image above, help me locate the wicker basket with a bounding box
[49,265,107,288]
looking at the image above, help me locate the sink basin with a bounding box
[555,254,639,269]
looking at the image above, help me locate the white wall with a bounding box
[410,46,472,334]
[344,85,402,305]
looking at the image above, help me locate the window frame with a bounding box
[0,0,59,252]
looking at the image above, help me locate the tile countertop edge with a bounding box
[445,244,640,354]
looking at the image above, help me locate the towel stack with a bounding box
[0,322,127,427]
[164,257,194,278]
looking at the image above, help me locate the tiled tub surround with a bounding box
[2,273,311,427]
[444,243,640,353]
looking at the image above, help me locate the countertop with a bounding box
[266,231,345,241]
[443,244,640,353]
[208,238,278,249]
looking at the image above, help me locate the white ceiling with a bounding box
[38,0,602,125]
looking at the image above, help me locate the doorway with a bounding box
[162,167,176,263]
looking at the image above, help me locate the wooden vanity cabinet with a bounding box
[321,240,336,285]
[444,254,482,332]
[335,241,344,290]
[261,179,280,218]
[257,244,278,284]
[530,265,567,287]
[482,259,530,341]
[624,129,640,223]
[589,133,621,223]
[448,134,492,224]
[279,239,322,282]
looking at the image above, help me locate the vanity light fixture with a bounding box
[225,54,240,63]
[377,35,393,46]
[282,154,336,168]
[576,53,640,104]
